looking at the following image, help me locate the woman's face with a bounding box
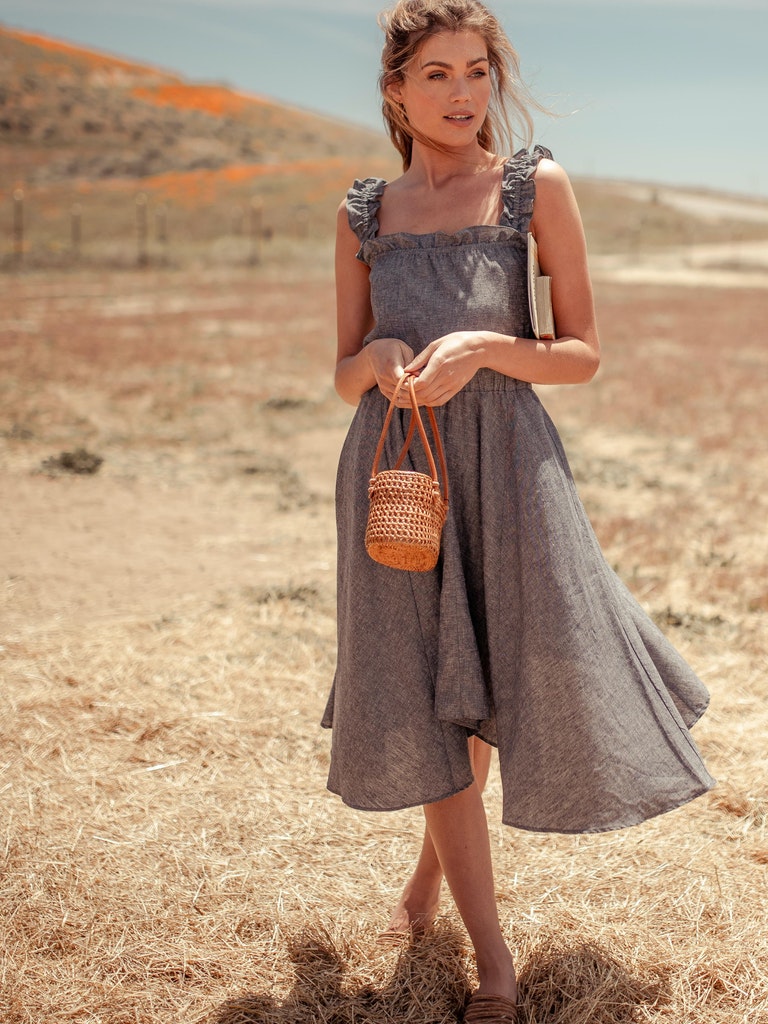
[389,30,492,148]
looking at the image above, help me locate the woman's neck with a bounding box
[406,139,501,190]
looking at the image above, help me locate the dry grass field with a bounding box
[3,23,767,1024]
[2,229,767,1024]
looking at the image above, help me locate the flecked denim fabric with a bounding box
[322,148,715,834]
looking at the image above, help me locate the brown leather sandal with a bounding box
[463,992,518,1023]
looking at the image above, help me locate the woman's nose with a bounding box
[449,79,470,102]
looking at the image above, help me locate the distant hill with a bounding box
[0,24,401,265]
[1,24,767,270]
[0,25,396,186]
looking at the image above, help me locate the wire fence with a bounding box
[2,188,321,271]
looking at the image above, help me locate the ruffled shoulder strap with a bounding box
[499,144,553,234]
[346,177,387,247]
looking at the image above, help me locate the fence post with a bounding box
[12,188,24,266]
[155,203,168,264]
[70,203,82,261]
[249,197,263,266]
[135,192,148,266]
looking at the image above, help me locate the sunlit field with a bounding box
[3,18,768,1022]
[1,240,767,1024]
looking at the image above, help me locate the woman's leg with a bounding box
[424,781,517,1001]
[380,821,443,936]
[381,737,493,935]
[469,734,493,790]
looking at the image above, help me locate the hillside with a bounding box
[0,24,400,266]
[2,24,768,272]
[0,25,394,184]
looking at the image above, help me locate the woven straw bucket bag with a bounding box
[365,373,449,572]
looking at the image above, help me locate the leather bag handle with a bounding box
[370,374,449,504]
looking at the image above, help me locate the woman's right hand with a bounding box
[365,338,415,403]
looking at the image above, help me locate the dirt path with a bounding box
[591,238,768,287]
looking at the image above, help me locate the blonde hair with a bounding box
[379,0,541,170]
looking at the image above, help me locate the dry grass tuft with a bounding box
[517,936,667,1023]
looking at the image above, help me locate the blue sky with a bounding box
[2,0,767,197]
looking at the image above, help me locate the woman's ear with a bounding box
[385,78,403,105]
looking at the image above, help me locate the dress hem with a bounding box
[500,777,717,835]
[326,774,716,835]
[326,777,475,816]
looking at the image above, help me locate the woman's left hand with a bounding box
[404,331,483,406]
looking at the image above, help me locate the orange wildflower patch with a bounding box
[131,84,270,118]
[97,158,347,205]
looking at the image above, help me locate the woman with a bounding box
[322,2,714,1020]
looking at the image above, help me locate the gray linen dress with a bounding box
[322,147,715,834]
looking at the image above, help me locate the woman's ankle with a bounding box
[391,871,441,918]
[475,947,517,1001]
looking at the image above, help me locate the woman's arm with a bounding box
[406,160,600,406]
[524,158,600,378]
[333,201,414,406]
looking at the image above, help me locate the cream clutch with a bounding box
[527,232,555,340]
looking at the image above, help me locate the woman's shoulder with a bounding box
[528,153,578,210]
[499,146,558,231]
[527,152,583,240]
